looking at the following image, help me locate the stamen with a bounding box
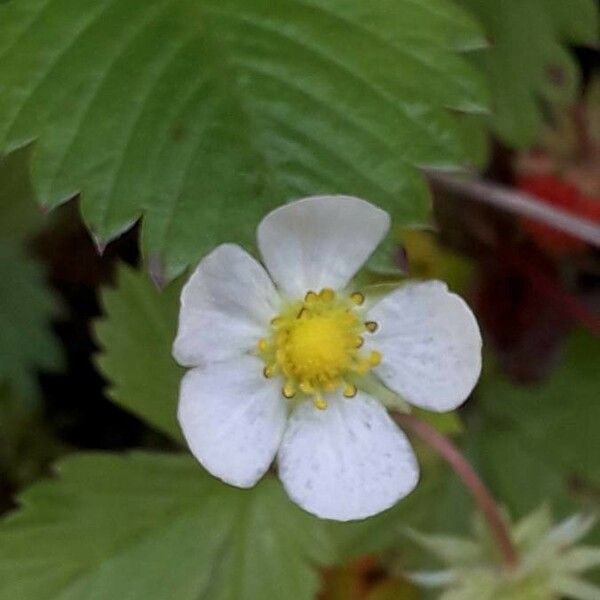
[319,288,335,301]
[350,292,364,305]
[365,321,378,333]
[314,393,327,410]
[263,364,276,378]
[282,382,296,398]
[258,287,382,409]
[343,383,357,398]
[369,351,382,366]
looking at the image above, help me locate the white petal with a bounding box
[178,356,287,488]
[277,392,419,521]
[367,281,482,412]
[173,244,280,367]
[257,196,390,298]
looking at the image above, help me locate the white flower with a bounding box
[173,196,482,521]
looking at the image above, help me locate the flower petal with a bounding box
[277,392,419,521]
[178,356,287,488]
[367,281,482,412]
[173,244,280,367]
[257,196,390,298]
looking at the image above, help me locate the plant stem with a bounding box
[393,412,519,569]
[425,170,600,248]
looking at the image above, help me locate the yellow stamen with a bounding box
[282,381,296,398]
[369,351,382,366]
[343,383,357,398]
[365,321,378,333]
[257,288,383,408]
[314,393,327,410]
[263,364,276,378]
[319,288,335,301]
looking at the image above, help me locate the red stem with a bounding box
[393,412,519,569]
[425,170,600,248]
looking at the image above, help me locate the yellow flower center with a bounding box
[258,288,381,410]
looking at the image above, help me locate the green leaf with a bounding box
[94,264,183,441]
[0,452,334,600]
[480,331,600,487]
[0,0,489,280]
[0,242,63,400]
[0,144,42,240]
[0,382,62,489]
[476,429,574,519]
[459,0,598,147]
[0,145,62,402]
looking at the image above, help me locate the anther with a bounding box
[271,316,283,327]
[257,338,269,352]
[263,364,276,378]
[354,336,364,348]
[314,394,327,410]
[319,288,335,301]
[343,383,357,398]
[365,321,378,333]
[282,383,296,399]
[304,291,318,303]
[369,351,382,366]
[350,292,364,305]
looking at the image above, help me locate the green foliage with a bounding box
[94,264,184,441]
[459,0,598,147]
[0,145,42,239]
[480,331,600,487]
[0,0,489,280]
[0,383,62,490]
[0,452,334,600]
[0,146,63,399]
[0,242,62,400]
[476,429,573,519]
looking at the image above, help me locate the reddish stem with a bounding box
[425,170,600,248]
[393,412,519,569]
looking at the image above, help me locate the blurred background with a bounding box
[0,1,598,599]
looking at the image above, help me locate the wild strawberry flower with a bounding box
[173,196,482,521]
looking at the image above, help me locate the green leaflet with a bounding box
[0,144,43,239]
[0,0,489,280]
[480,331,600,488]
[94,264,184,441]
[0,243,62,400]
[459,0,598,147]
[0,146,63,400]
[0,452,335,600]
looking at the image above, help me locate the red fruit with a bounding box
[517,174,600,255]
